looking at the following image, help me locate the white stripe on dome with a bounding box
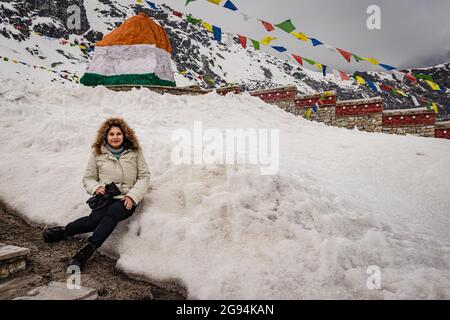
[86,44,175,82]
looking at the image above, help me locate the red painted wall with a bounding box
[383,113,436,127]
[335,102,382,117]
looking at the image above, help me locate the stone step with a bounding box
[13,281,98,300]
[0,243,30,279]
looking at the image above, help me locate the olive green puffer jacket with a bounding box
[82,144,151,205]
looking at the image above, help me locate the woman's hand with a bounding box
[122,196,135,210]
[95,186,106,195]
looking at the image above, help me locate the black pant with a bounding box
[65,199,137,248]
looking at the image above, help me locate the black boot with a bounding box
[42,226,67,243]
[67,240,97,270]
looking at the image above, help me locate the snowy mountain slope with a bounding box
[0,0,449,120]
[1,78,449,299]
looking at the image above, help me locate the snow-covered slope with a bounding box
[1,78,449,299]
[1,0,449,120]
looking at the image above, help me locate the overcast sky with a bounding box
[156,0,450,73]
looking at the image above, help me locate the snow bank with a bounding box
[0,78,449,299]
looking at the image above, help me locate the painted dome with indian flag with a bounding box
[80,13,176,87]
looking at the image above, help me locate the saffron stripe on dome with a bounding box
[96,13,172,53]
[86,44,175,82]
[80,73,176,87]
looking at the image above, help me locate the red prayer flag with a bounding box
[337,48,352,63]
[292,54,303,66]
[238,35,247,49]
[260,20,275,32]
[380,85,393,91]
[172,10,183,18]
[339,70,350,81]
[405,73,417,83]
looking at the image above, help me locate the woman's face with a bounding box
[107,126,124,148]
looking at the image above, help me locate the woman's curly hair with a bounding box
[92,118,140,155]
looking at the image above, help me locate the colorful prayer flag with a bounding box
[186,15,201,25]
[379,63,396,71]
[212,25,222,42]
[355,75,366,84]
[290,32,308,41]
[363,57,380,65]
[310,38,323,47]
[260,20,274,32]
[201,21,213,32]
[352,54,364,62]
[251,39,260,50]
[260,36,277,45]
[425,80,441,91]
[238,35,247,48]
[207,0,222,5]
[337,48,352,63]
[223,0,238,11]
[413,73,434,81]
[271,46,287,53]
[303,58,316,65]
[292,54,303,65]
[275,19,296,33]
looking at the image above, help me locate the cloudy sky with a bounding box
[155,0,450,72]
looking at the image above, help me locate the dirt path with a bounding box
[0,201,186,300]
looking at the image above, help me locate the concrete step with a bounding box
[13,281,98,300]
[0,243,30,279]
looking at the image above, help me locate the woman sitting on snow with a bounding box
[42,118,150,270]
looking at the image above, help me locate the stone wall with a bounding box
[249,86,297,113]
[435,121,450,139]
[294,92,336,125]
[334,97,383,132]
[382,108,436,137]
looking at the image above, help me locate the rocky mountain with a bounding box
[0,0,448,120]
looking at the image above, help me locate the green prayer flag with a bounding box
[251,39,260,50]
[413,73,434,81]
[353,54,364,62]
[275,19,296,33]
[3,57,9,62]
[303,58,316,65]
[186,14,201,25]
[185,0,197,5]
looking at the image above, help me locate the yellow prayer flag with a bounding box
[201,21,213,32]
[305,108,312,120]
[207,0,222,4]
[179,70,188,74]
[79,45,87,50]
[260,36,277,45]
[362,57,380,65]
[425,80,441,91]
[355,76,366,85]
[136,0,143,3]
[314,63,323,71]
[290,31,308,42]
[432,102,439,113]
[395,89,408,97]
[12,59,18,64]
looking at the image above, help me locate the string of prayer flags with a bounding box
[260,20,275,32]
[238,35,247,48]
[275,19,296,33]
[223,0,238,11]
[212,25,222,41]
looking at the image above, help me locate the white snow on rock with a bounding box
[0,78,450,299]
